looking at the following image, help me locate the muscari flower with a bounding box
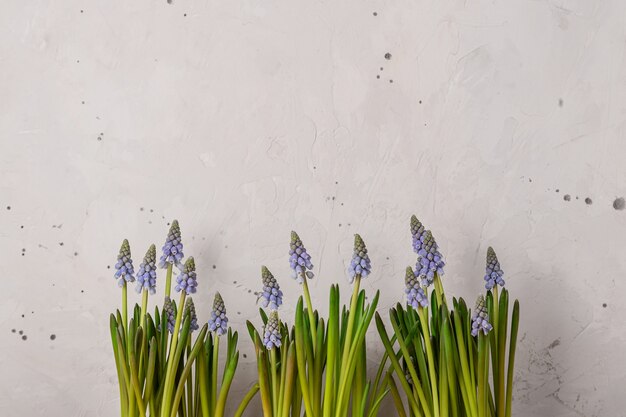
[471,295,493,337]
[263,310,282,350]
[114,239,135,287]
[175,257,198,294]
[259,266,283,310]
[415,230,445,287]
[184,297,199,332]
[289,231,314,283]
[410,215,427,254]
[347,234,371,283]
[163,297,176,334]
[135,244,157,294]
[405,267,428,309]
[159,220,184,269]
[208,292,228,336]
[484,247,505,290]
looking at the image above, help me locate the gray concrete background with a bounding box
[1,1,625,416]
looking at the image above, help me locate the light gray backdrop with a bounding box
[1,1,625,416]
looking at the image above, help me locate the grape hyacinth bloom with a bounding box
[347,234,371,283]
[208,292,229,336]
[259,266,283,310]
[135,244,157,294]
[263,310,282,350]
[163,297,176,334]
[289,231,314,283]
[184,297,199,332]
[410,215,427,254]
[415,230,445,287]
[114,239,135,287]
[484,246,505,290]
[175,257,198,294]
[471,295,493,337]
[405,267,428,309]
[159,220,184,269]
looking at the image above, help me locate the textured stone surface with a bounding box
[1,1,625,416]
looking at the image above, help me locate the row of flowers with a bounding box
[110,217,519,417]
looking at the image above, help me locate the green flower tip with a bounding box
[170,219,180,231]
[405,266,415,282]
[487,246,497,263]
[290,230,301,244]
[213,292,224,309]
[261,265,273,280]
[120,239,131,253]
[354,233,366,251]
[146,244,156,259]
[410,215,422,230]
[184,256,195,272]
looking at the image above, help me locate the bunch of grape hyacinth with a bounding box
[175,257,198,294]
[263,310,282,349]
[163,296,176,334]
[114,239,135,287]
[347,234,371,283]
[404,267,428,309]
[415,230,445,286]
[259,266,283,310]
[159,220,184,268]
[471,295,493,336]
[484,246,505,290]
[135,244,157,294]
[208,292,229,336]
[289,231,314,283]
[183,297,199,332]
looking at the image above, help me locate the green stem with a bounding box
[301,278,317,352]
[160,291,187,417]
[141,289,149,330]
[165,264,173,298]
[122,283,128,339]
[339,275,361,372]
[211,335,220,414]
[234,383,260,417]
[270,348,279,417]
[418,308,440,417]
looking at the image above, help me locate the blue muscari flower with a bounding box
[135,244,157,294]
[405,267,428,309]
[184,297,199,332]
[347,234,371,283]
[159,220,184,269]
[114,239,135,287]
[484,247,505,290]
[415,230,445,287]
[163,297,176,334]
[263,310,282,350]
[175,257,198,294]
[410,215,426,254]
[471,295,493,336]
[289,231,314,283]
[259,266,283,310]
[208,292,228,336]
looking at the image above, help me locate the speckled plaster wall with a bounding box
[1,1,626,416]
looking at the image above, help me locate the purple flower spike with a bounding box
[175,257,197,294]
[471,295,493,337]
[259,266,283,310]
[410,215,427,254]
[163,297,176,334]
[263,310,282,350]
[415,230,445,287]
[208,292,228,336]
[405,267,428,309]
[347,234,371,283]
[159,220,184,269]
[184,297,199,332]
[114,239,135,287]
[484,247,505,290]
[135,244,157,294]
[289,231,314,283]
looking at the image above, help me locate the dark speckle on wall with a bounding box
[558,98,563,107]
[22,335,27,341]
[50,334,56,340]
[584,197,592,205]
[555,189,560,193]
[6,206,10,210]
[373,12,377,16]
[11,329,16,333]
[384,52,392,60]
[613,197,625,210]
[602,303,607,308]
[563,194,571,201]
